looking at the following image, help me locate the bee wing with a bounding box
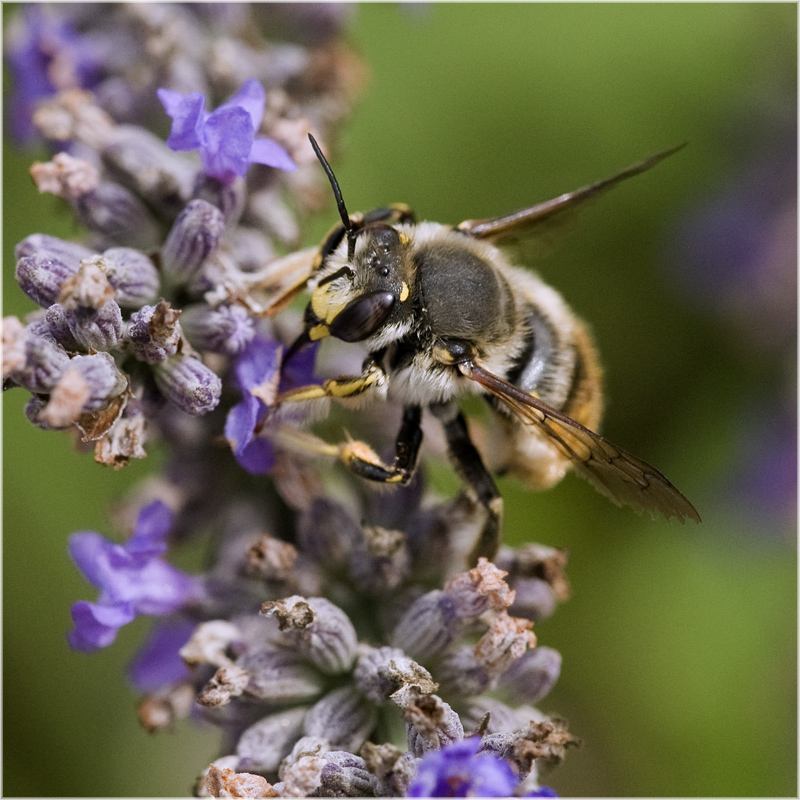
[460,360,701,524]
[457,144,686,246]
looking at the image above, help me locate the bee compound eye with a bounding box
[329,291,396,342]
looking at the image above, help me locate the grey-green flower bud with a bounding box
[236,707,308,775]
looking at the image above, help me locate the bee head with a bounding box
[304,134,413,345]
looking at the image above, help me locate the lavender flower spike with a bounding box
[158,79,296,184]
[68,501,199,652]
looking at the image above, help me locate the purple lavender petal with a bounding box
[157,88,206,151]
[249,137,297,172]
[225,335,282,473]
[6,6,99,144]
[235,437,276,475]
[131,500,173,544]
[224,394,260,457]
[408,737,519,798]
[234,334,282,391]
[69,532,125,588]
[127,619,195,691]
[68,600,136,652]
[279,339,320,392]
[200,106,254,181]
[218,78,266,130]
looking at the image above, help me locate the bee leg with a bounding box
[275,364,423,482]
[276,360,388,404]
[341,404,423,484]
[431,402,503,566]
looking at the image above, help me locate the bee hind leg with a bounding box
[431,402,503,566]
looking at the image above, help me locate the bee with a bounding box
[271,134,700,564]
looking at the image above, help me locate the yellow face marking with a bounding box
[399,282,410,302]
[398,231,411,245]
[309,324,330,341]
[311,288,348,325]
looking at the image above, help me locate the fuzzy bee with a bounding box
[270,134,700,563]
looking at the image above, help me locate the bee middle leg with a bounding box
[430,401,503,566]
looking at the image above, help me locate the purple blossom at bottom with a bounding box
[157,79,296,184]
[67,501,200,652]
[408,737,518,798]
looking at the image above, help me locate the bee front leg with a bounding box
[276,359,388,404]
[430,401,504,566]
[275,364,423,484]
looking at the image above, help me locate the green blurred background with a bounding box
[4,4,796,796]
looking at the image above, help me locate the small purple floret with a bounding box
[408,737,519,798]
[67,501,199,653]
[127,619,195,692]
[224,334,282,474]
[158,78,296,183]
[6,5,99,144]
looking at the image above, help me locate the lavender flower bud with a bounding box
[74,181,161,250]
[16,253,80,308]
[365,746,417,798]
[508,577,559,622]
[44,304,82,350]
[302,687,377,752]
[436,645,493,698]
[101,124,196,215]
[353,646,438,705]
[180,302,255,355]
[348,525,410,593]
[315,751,376,798]
[237,645,324,704]
[480,718,580,776]
[126,302,182,363]
[472,612,536,678]
[69,352,127,410]
[401,693,464,757]
[101,248,160,307]
[64,301,124,351]
[296,498,361,567]
[390,590,459,662]
[459,697,527,736]
[153,354,221,415]
[193,173,246,226]
[497,646,562,705]
[197,664,250,707]
[24,395,65,430]
[6,325,71,392]
[261,596,358,675]
[161,199,225,286]
[14,233,95,264]
[443,558,515,619]
[236,707,308,774]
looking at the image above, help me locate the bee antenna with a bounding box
[308,133,356,255]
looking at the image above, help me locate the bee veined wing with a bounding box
[457,144,687,246]
[460,360,701,524]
